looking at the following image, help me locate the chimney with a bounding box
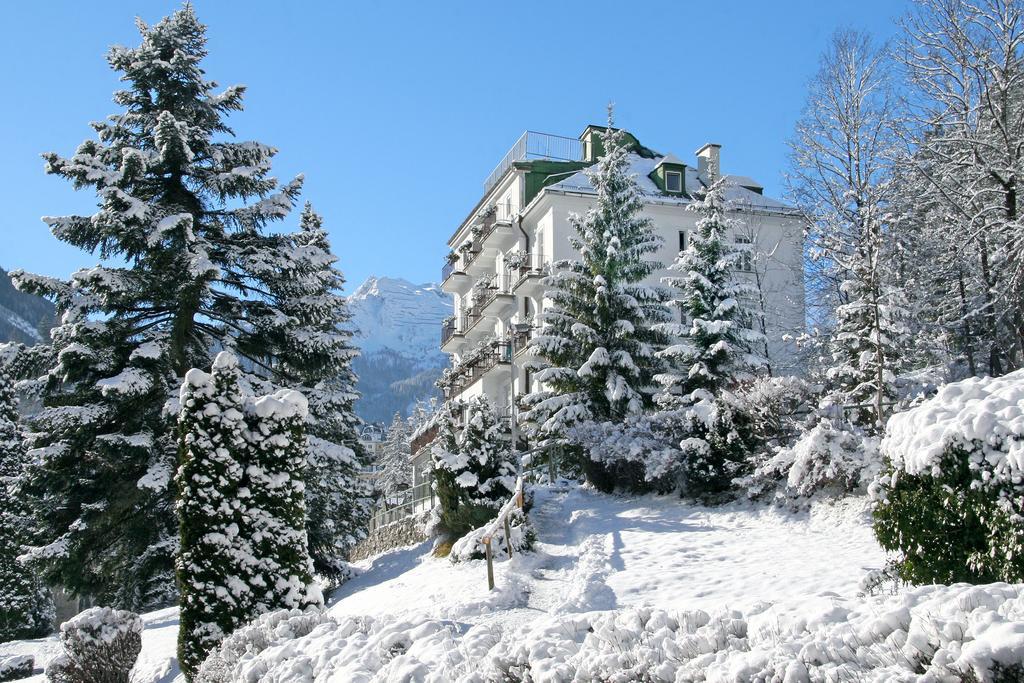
[695,143,721,182]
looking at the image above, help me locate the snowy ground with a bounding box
[0,485,890,681]
[330,485,884,624]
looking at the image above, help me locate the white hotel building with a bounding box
[436,125,805,424]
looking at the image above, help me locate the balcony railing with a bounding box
[445,342,511,397]
[484,131,585,195]
[506,251,546,289]
[441,316,457,346]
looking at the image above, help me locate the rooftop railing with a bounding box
[484,131,584,195]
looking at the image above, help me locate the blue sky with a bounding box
[0,1,908,292]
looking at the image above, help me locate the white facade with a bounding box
[439,128,805,414]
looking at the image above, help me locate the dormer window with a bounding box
[665,170,683,193]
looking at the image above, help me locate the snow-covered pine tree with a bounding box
[430,397,516,537]
[176,352,321,678]
[656,174,766,495]
[658,175,765,400]
[0,369,54,641]
[243,379,322,620]
[429,400,466,535]
[11,6,353,609]
[524,108,670,492]
[826,267,910,429]
[376,413,412,506]
[265,203,370,584]
[456,397,516,506]
[176,353,251,676]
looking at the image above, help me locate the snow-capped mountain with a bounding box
[347,276,452,424]
[0,267,55,346]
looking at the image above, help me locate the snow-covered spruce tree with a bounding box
[456,397,516,506]
[376,413,412,506]
[429,400,466,536]
[11,7,352,609]
[0,370,54,641]
[264,203,370,584]
[655,174,766,496]
[176,352,320,678]
[436,397,516,537]
[524,109,670,492]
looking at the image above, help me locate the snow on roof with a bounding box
[724,174,763,190]
[656,152,686,166]
[545,153,795,212]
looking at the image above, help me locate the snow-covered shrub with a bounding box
[739,418,881,502]
[449,508,536,563]
[873,370,1024,584]
[569,415,680,493]
[0,655,33,682]
[45,607,142,683]
[730,375,818,448]
[195,608,332,683]
[177,583,1024,681]
[672,391,758,499]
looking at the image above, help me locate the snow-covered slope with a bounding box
[346,276,452,424]
[5,486,1024,680]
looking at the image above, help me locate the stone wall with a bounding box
[349,512,430,561]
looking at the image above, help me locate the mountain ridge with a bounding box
[347,276,451,424]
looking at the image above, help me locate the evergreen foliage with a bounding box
[0,370,54,642]
[872,446,1024,585]
[524,108,670,491]
[10,6,362,609]
[267,203,370,583]
[431,397,516,537]
[176,352,321,679]
[654,176,765,496]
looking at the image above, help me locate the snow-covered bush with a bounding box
[449,508,536,563]
[195,608,332,683]
[0,655,33,682]
[730,375,818,448]
[45,607,142,683]
[673,391,758,499]
[190,583,1024,681]
[873,370,1024,584]
[739,418,881,502]
[569,415,680,493]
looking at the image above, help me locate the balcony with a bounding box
[442,342,511,398]
[506,251,546,291]
[484,131,585,195]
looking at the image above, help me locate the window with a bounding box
[665,170,683,193]
[678,230,686,253]
[735,235,753,272]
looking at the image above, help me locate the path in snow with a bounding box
[329,484,886,625]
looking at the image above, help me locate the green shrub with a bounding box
[872,445,1024,584]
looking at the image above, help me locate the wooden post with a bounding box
[503,516,513,558]
[484,536,495,590]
